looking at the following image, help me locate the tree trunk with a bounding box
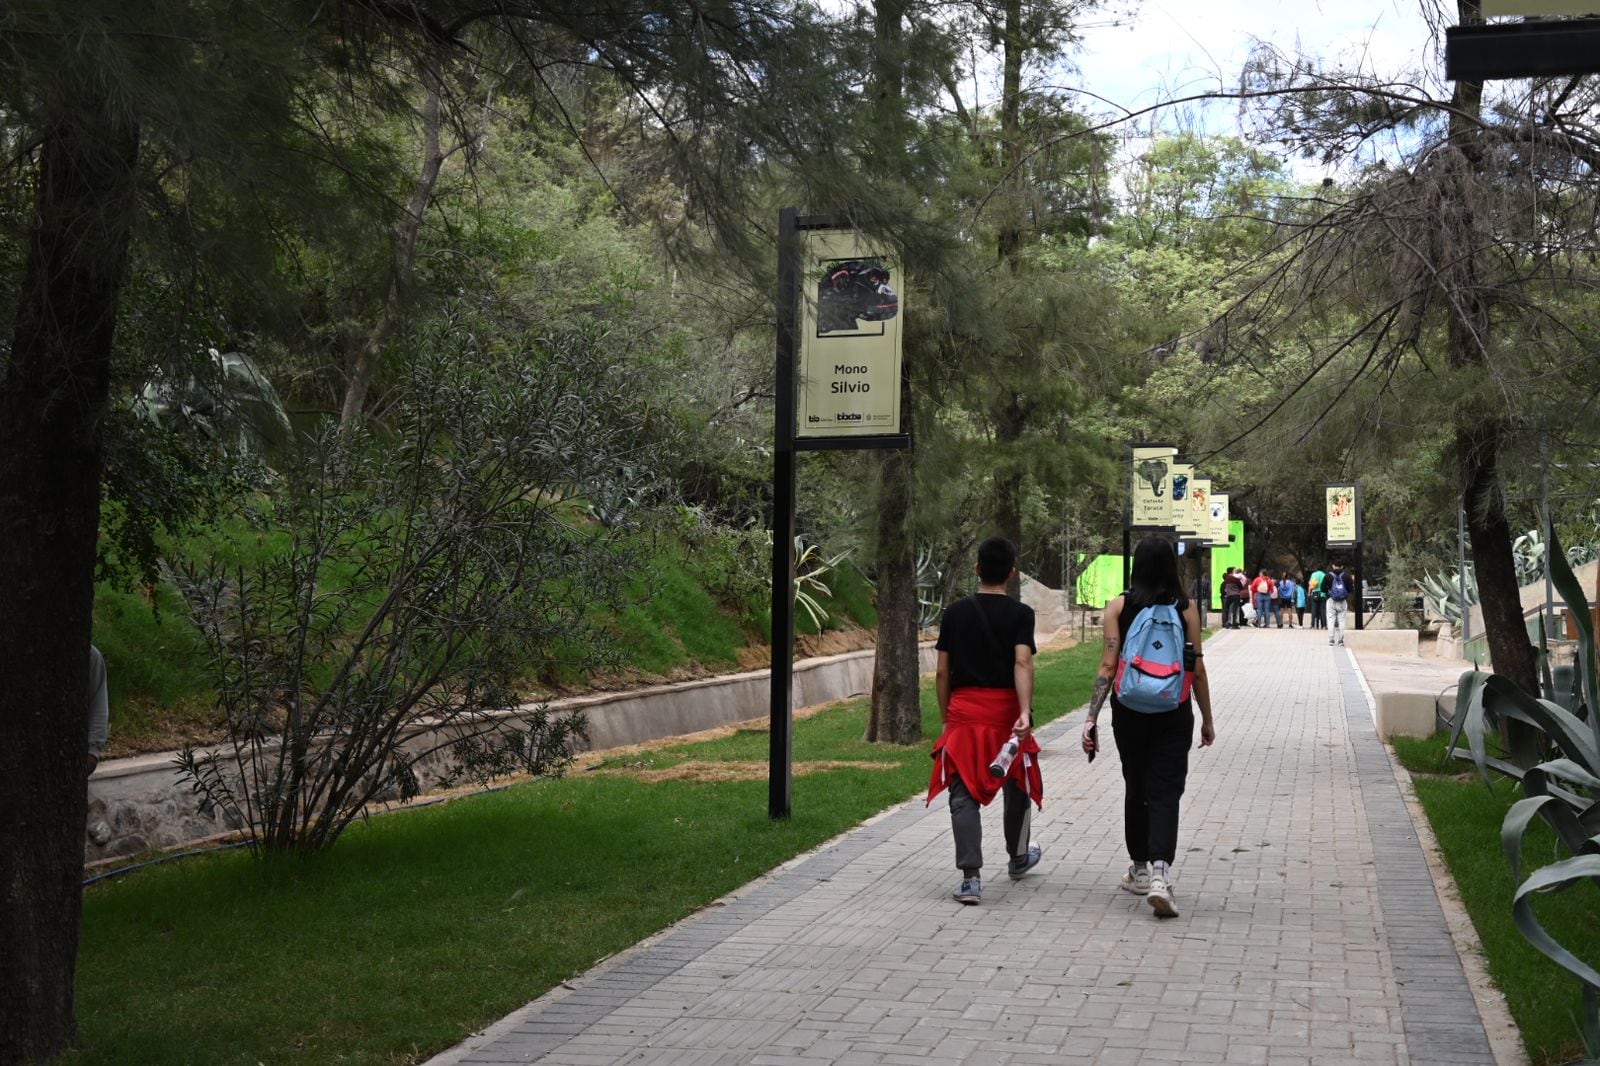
[866,445,921,744]
[0,111,139,1064]
[996,0,1024,268]
[994,399,1024,599]
[1458,421,1539,696]
[1443,0,1537,697]
[340,80,445,427]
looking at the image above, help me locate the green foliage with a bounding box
[1448,529,1600,1060]
[71,643,1101,1064]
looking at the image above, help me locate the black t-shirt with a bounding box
[936,594,1036,690]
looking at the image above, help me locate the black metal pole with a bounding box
[1122,528,1132,594]
[769,208,799,820]
[1354,541,1366,631]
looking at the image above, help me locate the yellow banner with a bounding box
[796,231,904,438]
[1208,493,1230,547]
[1129,444,1178,529]
[1170,463,1198,536]
[1326,484,1360,545]
[1184,477,1212,540]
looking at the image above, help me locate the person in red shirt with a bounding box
[927,537,1044,905]
[1249,570,1276,628]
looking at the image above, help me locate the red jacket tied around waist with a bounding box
[927,687,1044,809]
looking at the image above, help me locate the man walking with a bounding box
[926,537,1044,905]
[1326,561,1353,646]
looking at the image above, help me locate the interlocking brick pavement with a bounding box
[429,628,1498,1065]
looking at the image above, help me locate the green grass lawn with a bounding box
[71,641,1101,1066]
[1395,739,1600,1066]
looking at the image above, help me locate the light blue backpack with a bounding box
[1115,603,1191,713]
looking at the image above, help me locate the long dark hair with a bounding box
[1126,536,1188,613]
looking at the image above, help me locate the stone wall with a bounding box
[85,644,938,863]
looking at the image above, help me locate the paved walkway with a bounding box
[430,628,1499,1065]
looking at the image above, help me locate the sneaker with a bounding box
[1328,638,1334,645]
[1337,639,1344,646]
[1120,863,1151,894]
[1008,845,1043,880]
[953,877,982,905]
[1147,876,1178,917]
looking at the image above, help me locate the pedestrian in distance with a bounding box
[1250,569,1275,628]
[1221,568,1245,629]
[1081,536,1216,918]
[1276,572,1297,629]
[1308,566,1327,629]
[1326,561,1354,646]
[927,537,1044,906]
[1295,575,1308,628]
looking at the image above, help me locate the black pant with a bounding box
[1111,703,1193,865]
[1222,594,1241,627]
[948,774,1031,876]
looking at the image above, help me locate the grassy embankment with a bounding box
[1389,732,1600,1066]
[92,532,877,756]
[70,641,1101,1066]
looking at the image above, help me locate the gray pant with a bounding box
[1329,599,1348,643]
[949,774,1032,876]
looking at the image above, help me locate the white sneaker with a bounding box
[1147,876,1178,917]
[1120,863,1151,894]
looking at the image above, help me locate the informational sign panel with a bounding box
[795,230,904,439]
[1483,1,1598,14]
[1183,476,1212,541]
[1326,483,1362,546]
[1208,493,1230,547]
[1169,463,1198,537]
[1128,443,1179,531]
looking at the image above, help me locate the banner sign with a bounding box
[1483,1,1598,14]
[1325,483,1362,546]
[795,230,904,439]
[1128,443,1179,530]
[1183,476,1212,541]
[1169,463,1198,537]
[1208,493,1230,547]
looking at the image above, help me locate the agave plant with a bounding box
[1420,566,1478,624]
[794,536,849,631]
[1448,526,1600,1063]
[915,546,943,629]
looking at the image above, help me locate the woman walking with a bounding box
[1082,537,1216,917]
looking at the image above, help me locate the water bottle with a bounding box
[989,738,1020,778]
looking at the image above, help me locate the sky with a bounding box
[1065,0,1439,171]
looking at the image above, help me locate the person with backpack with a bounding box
[927,537,1044,906]
[1307,567,1327,629]
[1081,536,1216,918]
[1277,573,1298,629]
[1294,574,1308,627]
[1249,569,1276,628]
[1326,561,1353,646]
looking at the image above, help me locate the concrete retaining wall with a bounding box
[85,644,937,862]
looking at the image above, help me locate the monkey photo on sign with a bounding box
[816,260,899,334]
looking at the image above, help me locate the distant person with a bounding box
[1294,575,1308,628]
[1250,569,1275,628]
[1082,537,1216,918]
[1308,567,1327,629]
[927,537,1043,906]
[88,645,108,775]
[1276,573,1297,629]
[1221,568,1246,629]
[1326,561,1353,646]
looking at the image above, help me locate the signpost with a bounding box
[1125,443,1178,591]
[770,211,908,819]
[1325,482,1365,631]
[1446,6,1600,80]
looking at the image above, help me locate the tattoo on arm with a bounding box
[1088,676,1111,719]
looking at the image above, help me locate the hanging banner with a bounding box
[795,230,904,439]
[1127,443,1179,531]
[1169,462,1198,537]
[1208,493,1230,547]
[1184,476,1212,541]
[1326,483,1362,546]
